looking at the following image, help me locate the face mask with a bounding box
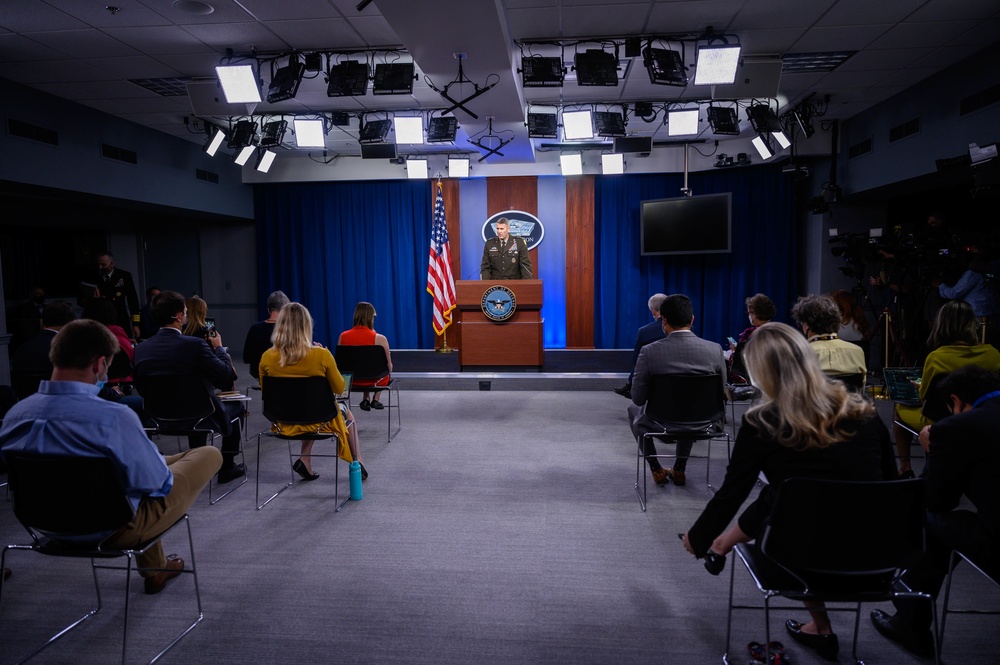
[99,267,111,277]
[95,380,106,391]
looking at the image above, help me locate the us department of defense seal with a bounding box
[481,285,516,321]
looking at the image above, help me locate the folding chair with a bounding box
[139,374,247,505]
[256,376,355,511]
[828,372,866,393]
[724,477,938,665]
[334,345,401,441]
[0,454,202,665]
[635,373,730,511]
[939,549,1000,659]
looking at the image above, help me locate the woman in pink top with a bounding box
[337,302,392,411]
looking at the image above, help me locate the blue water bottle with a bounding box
[349,460,363,501]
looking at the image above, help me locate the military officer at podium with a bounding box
[480,217,533,280]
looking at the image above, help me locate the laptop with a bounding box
[882,367,922,406]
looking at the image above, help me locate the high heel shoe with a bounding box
[292,459,319,481]
[360,462,368,481]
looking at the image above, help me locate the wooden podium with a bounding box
[454,280,543,367]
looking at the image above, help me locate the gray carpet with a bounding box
[0,388,996,664]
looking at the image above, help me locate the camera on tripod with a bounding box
[829,228,882,278]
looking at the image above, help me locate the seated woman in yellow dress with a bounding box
[894,299,1000,477]
[259,302,366,482]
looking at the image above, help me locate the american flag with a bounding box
[427,183,457,335]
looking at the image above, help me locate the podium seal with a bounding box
[481,285,516,322]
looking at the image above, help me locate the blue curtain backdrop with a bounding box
[594,164,798,349]
[254,180,435,348]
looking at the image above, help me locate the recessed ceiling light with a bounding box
[173,1,215,15]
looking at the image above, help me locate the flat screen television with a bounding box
[640,192,732,256]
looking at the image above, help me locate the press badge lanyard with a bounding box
[972,390,1000,409]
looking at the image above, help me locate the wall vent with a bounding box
[195,168,219,184]
[959,82,1000,116]
[889,118,920,143]
[101,143,138,164]
[8,118,59,146]
[848,137,872,159]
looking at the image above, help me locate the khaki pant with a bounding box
[105,446,222,573]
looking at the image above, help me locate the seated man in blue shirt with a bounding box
[0,320,221,595]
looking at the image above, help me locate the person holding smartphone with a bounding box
[729,293,776,384]
[183,296,216,340]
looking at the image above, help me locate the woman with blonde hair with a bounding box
[183,295,211,339]
[683,322,894,661]
[337,301,392,410]
[259,302,366,482]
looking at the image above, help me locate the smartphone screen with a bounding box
[205,318,216,333]
[727,336,737,345]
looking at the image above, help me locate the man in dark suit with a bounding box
[10,302,77,376]
[134,290,245,483]
[629,294,726,487]
[613,293,667,399]
[871,365,1000,656]
[480,218,533,280]
[95,251,141,339]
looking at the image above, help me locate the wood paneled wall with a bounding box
[565,176,595,348]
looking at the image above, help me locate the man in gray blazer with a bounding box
[628,294,726,487]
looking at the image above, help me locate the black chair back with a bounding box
[761,477,926,577]
[828,372,866,393]
[138,374,215,431]
[334,345,390,384]
[107,349,133,381]
[261,376,339,425]
[7,453,134,541]
[646,373,725,425]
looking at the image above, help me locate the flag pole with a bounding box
[431,177,457,353]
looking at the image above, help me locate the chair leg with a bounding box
[209,432,248,506]
[255,433,293,510]
[386,381,402,442]
[634,436,647,511]
[334,455,349,512]
[723,552,736,663]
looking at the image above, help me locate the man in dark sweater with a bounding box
[871,365,1000,656]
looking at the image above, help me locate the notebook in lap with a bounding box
[337,373,352,401]
[882,367,922,406]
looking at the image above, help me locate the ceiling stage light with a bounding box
[216,64,261,104]
[601,153,624,175]
[574,49,619,86]
[521,56,564,87]
[643,47,687,86]
[427,117,458,143]
[668,109,700,136]
[259,120,287,148]
[202,126,225,156]
[562,110,594,141]
[707,106,740,135]
[693,45,741,85]
[255,149,277,173]
[527,111,558,139]
[293,119,326,148]
[393,116,424,144]
[751,134,774,160]
[266,58,305,103]
[748,103,790,151]
[373,62,415,95]
[327,60,369,97]
[594,111,626,137]
[358,118,392,144]
[448,156,470,178]
[560,153,583,176]
[227,119,258,150]
[406,157,428,179]
[234,145,256,166]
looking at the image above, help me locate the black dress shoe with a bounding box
[359,399,371,411]
[612,385,631,398]
[371,400,384,410]
[785,619,839,661]
[217,463,246,484]
[870,609,934,656]
[359,461,368,481]
[292,459,320,481]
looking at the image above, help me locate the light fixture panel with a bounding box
[562,110,594,141]
[448,157,470,178]
[668,109,700,136]
[203,127,225,156]
[393,116,424,144]
[601,153,624,174]
[372,62,415,94]
[707,106,741,135]
[327,60,369,97]
[259,120,288,148]
[427,117,458,143]
[527,112,559,139]
[255,149,277,173]
[773,130,791,150]
[358,119,392,144]
[234,145,256,166]
[560,153,584,176]
[216,64,261,104]
[643,47,688,86]
[226,120,258,149]
[266,60,305,103]
[747,104,783,132]
[574,49,619,86]
[521,56,564,87]
[594,111,626,137]
[293,119,326,148]
[694,45,742,85]
[406,157,428,179]
[751,134,774,159]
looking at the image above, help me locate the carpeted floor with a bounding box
[0,388,995,664]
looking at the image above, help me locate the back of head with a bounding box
[743,322,872,448]
[81,298,118,326]
[660,294,693,328]
[929,300,978,348]
[791,294,841,335]
[353,301,376,329]
[266,290,290,313]
[745,293,776,322]
[185,296,207,330]
[49,319,119,370]
[151,290,185,327]
[647,293,667,313]
[938,365,1000,406]
[41,302,77,328]
[272,302,313,366]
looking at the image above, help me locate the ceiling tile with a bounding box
[879,66,944,89]
[908,0,1000,22]
[103,25,215,55]
[141,0,257,24]
[265,18,366,49]
[738,28,809,55]
[10,58,115,83]
[561,5,652,39]
[646,0,744,34]
[727,0,830,30]
[84,55,184,79]
[868,21,979,50]
[236,0,347,21]
[25,29,140,59]
[33,79,162,100]
[151,52,224,77]
[342,15,399,46]
[508,8,562,41]
[179,22,290,51]
[0,1,89,32]
[814,0,925,27]
[83,95,190,115]
[914,43,986,69]
[0,33,71,61]
[834,48,935,72]
[948,19,1000,46]
[788,24,891,52]
[817,68,895,88]
[41,0,171,28]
